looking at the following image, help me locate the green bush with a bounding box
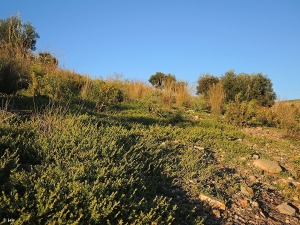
[81,79,123,111]
[39,70,85,101]
[0,113,183,224]
[0,47,30,94]
[221,71,276,107]
[224,97,257,127]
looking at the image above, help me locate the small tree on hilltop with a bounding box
[0,14,39,53]
[0,14,39,94]
[149,72,176,89]
[220,71,276,107]
[196,74,219,97]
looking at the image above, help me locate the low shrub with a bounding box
[224,97,257,127]
[0,45,31,94]
[81,78,124,111]
[272,101,300,138]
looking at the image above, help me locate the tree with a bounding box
[148,72,176,89]
[249,73,276,107]
[220,71,276,107]
[0,14,39,94]
[38,52,58,67]
[0,15,39,52]
[196,74,219,96]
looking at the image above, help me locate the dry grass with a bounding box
[272,100,300,138]
[208,83,226,114]
[173,82,193,108]
[122,80,154,101]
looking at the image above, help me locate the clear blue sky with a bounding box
[1,0,300,99]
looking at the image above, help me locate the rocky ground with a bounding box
[200,127,300,224]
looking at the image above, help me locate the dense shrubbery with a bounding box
[197,70,277,109]
[0,14,299,224]
[0,45,31,94]
[0,108,211,224]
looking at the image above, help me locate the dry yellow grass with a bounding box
[122,80,154,101]
[272,100,300,137]
[208,83,226,114]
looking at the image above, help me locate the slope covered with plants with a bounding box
[1,15,299,224]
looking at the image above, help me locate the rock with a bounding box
[212,209,221,218]
[194,146,205,151]
[251,201,259,208]
[252,154,260,160]
[279,178,300,187]
[253,159,282,174]
[238,198,248,207]
[276,202,296,216]
[241,185,254,198]
[193,115,199,120]
[248,175,257,183]
[199,193,226,210]
[160,142,166,147]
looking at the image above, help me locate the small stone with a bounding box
[212,209,221,218]
[276,202,296,216]
[253,159,282,174]
[194,146,205,151]
[160,142,166,147]
[252,154,260,160]
[199,193,226,210]
[251,201,259,208]
[238,199,248,207]
[248,175,257,183]
[241,185,254,198]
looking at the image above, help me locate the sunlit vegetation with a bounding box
[1,15,299,224]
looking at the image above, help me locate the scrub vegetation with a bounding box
[1,15,299,224]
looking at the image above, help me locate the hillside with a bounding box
[1,15,299,224]
[1,94,299,224]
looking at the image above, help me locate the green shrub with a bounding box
[0,47,30,94]
[39,70,84,101]
[224,97,257,127]
[81,78,123,111]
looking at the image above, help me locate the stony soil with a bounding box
[201,127,300,224]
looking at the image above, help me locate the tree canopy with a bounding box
[220,71,276,106]
[0,15,39,94]
[0,15,39,52]
[196,74,220,96]
[148,72,177,89]
[196,70,276,107]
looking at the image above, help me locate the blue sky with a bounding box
[1,0,300,99]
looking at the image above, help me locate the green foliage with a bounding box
[81,78,124,111]
[221,71,276,107]
[0,15,39,52]
[224,97,257,127]
[38,52,58,68]
[0,112,190,224]
[272,101,300,138]
[196,74,219,96]
[0,46,30,94]
[148,72,177,89]
[39,70,85,101]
